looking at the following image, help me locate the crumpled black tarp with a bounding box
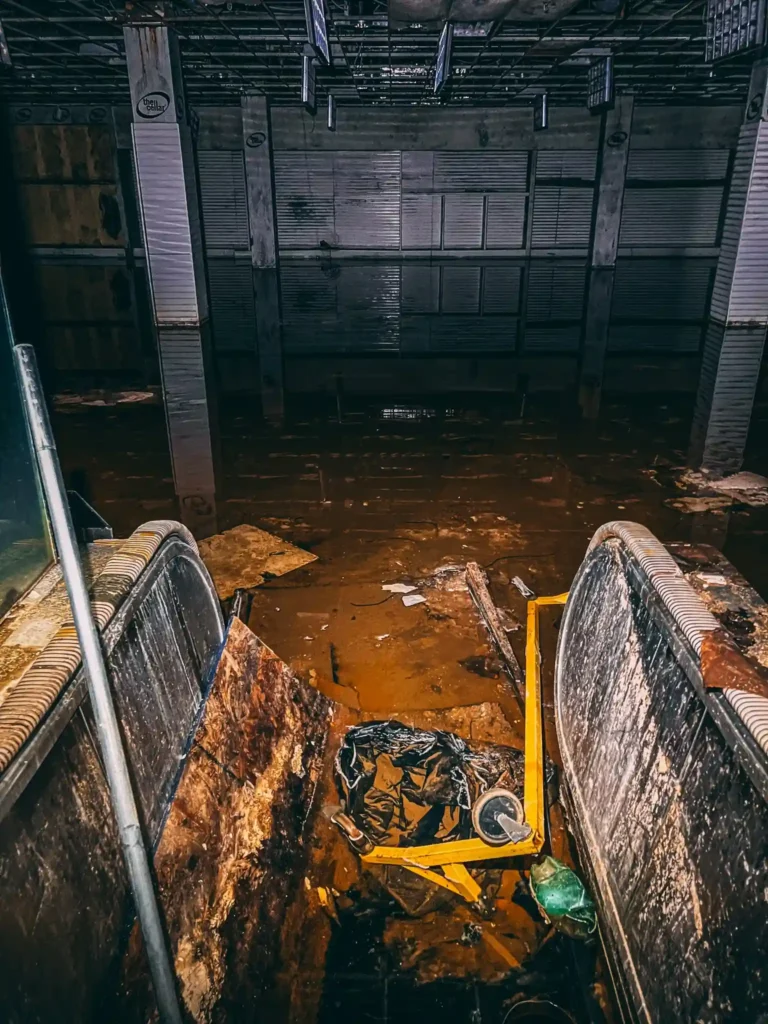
[335,720,525,847]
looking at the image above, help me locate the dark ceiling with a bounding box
[0,0,754,107]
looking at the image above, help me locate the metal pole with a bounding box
[11,343,183,1024]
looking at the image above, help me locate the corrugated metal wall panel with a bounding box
[619,188,724,246]
[433,153,528,191]
[485,194,526,248]
[482,265,522,314]
[402,264,440,313]
[207,261,256,352]
[527,262,587,319]
[402,151,435,192]
[333,152,401,249]
[132,122,203,325]
[536,151,597,181]
[524,325,581,351]
[612,259,715,319]
[443,193,484,248]
[441,265,481,313]
[607,324,702,351]
[197,151,249,249]
[273,151,335,249]
[282,263,401,352]
[532,187,594,248]
[711,122,756,322]
[726,119,768,323]
[401,194,442,249]
[627,150,730,180]
[427,316,518,352]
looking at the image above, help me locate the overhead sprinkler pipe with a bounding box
[10,340,183,1024]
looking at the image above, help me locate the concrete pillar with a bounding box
[689,63,768,476]
[124,23,217,535]
[241,94,284,423]
[578,94,634,419]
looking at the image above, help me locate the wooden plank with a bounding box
[465,561,525,703]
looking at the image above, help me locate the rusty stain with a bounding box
[700,628,768,699]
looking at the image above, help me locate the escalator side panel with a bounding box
[0,533,223,1023]
[555,538,768,1024]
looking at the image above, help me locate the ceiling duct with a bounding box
[389,0,580,23]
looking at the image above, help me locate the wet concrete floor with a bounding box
[53,391,768,1022]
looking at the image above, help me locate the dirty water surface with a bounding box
[53,395,768,1023]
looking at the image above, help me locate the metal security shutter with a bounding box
[443,193,484,248]
[482,266,522,314]
[524,326,581,351]
[207,261,256,352]
[428,316,517,352]
[532,187,594,248]
[607,324,702,351]
[627,150,729,181]
[274,152,334,249]
[333,152,401,249]
[402,264,440,313]
[441,265,481,313]
[611,260,715,320]
[536,151,597,181]
[526,262,587,320]
[619,189,724,246]
[402,194,442,249]
[433,153,528,191]
[282,263,400,353]
[485,194,526,248]
[197,151,249,250]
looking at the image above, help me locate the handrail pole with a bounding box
[11,342,183,1024]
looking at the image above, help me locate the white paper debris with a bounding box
[375,634,390,641]
[402,593,427,607]
[382,583,417,594]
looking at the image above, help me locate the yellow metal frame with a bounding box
[361,592,569,902]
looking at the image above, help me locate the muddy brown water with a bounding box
[53,392,768,1022]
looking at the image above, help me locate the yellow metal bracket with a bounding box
[361,592,569,892]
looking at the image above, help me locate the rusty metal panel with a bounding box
[17,184,125,247]
[11,124,116,182]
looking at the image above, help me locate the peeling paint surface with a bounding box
[121,616,332,1022]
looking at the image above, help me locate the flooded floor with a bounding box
[53,390,768,1022]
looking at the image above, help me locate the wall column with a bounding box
[242,94,283,424]
[578,94,634,419]
[123,22,217,535]
[689,63,768,476]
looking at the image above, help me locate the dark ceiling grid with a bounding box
[0,0,753,106]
